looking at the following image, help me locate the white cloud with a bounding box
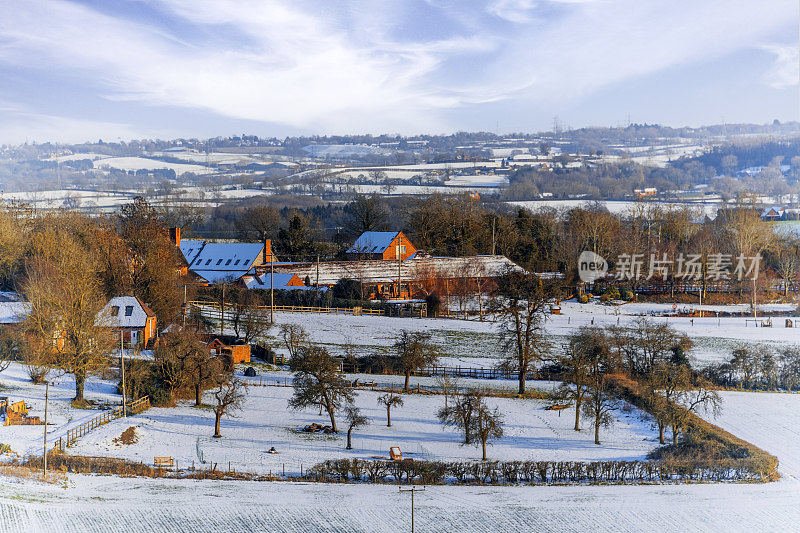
[0,106,152,145]
[0,0,795,139]
[488,0,537,22]
[762,43,799,89]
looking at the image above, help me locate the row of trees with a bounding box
[558,319,720,445]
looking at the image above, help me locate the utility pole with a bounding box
[121,331,126,418]
[182,284,188,327]
[270,258,274,324]
[316,255,320,298]
[491,217,496,255]
[399,486,425,533]
[43,381,49,479]
[220,283,225,336]
[397,234,402,298]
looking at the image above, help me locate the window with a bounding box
[216,259,223,265]
[110,306,120,316]
[206,259,212,265]
[225,259,232,266]
[124,306,134,317]
[234,259,240,265]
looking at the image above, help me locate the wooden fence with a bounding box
[191,301,385,318]
[51,396,150,452]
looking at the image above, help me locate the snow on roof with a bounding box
[193,270,252,284]
[100,296,155,328]
[761,206,785,217]
[186,242,264,272]
[347,231,401,254]
[271,255,522,285]
[242,273,306,290]
[179,239,206,265]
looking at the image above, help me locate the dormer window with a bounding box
[124,306,134,317]
[110,306,120,316]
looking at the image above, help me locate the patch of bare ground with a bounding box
[112,426,138,446]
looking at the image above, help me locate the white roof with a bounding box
[271,256,522,285]
[347,232,401,254]
[181,241,266,284]
[100,296,154,328]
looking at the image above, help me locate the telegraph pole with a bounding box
[43,381,49,479]
[270,258,274,323]
[121,331,126,418]
[399,486,425,533]
[397,234,403,298]
[491,217,496,255]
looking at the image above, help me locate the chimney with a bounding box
[263,239,272,264]
[169,227,181,247]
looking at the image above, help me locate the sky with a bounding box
[0,0,797,144]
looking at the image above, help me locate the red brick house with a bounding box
[346,231,416,261]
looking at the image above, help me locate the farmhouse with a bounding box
[172,228,278,285]
[100,296,157,347]
[346,231,416,261]
[761,206,786,221]
[264,254,522,300]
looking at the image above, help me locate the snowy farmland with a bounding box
[1,389,800,532]
[0,363,657,475]
[264,301,800,368]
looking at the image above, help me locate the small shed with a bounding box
[208,338,251,365]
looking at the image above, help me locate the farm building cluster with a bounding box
[173,228,523,301]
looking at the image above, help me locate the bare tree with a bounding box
[437,389,503,460]
[472,400,504,460]
[559,327,605,431]
[344,405,369,449]
[289,345,354,432]
[671,378,721,444]
[580,332,618,445]
[280,324,310,361]
[435,373,460,409]
[18,227,115,403]
[377,393,404,427]
[235,206,281,243]
[212,373,246,438]
[394,330,440,392]
[437,388,484,445]
[492,270,554,394]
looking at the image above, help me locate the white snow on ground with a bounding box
[0,362,656,474]
[1,389,800,531]
[510,199,722,217]
[264,302,800,367]
[93,157,210,175]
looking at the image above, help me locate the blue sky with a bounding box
[0,0,797,144]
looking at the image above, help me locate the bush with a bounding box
[425,294,441,317]
[577,294,589,304]
[619,287,634,300]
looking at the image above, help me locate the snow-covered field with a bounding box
[266,300,800,368]
[0,362,657,474]
[510,199,722,217]
[1,389,799,532]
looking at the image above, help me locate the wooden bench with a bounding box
[154,456,174,470]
